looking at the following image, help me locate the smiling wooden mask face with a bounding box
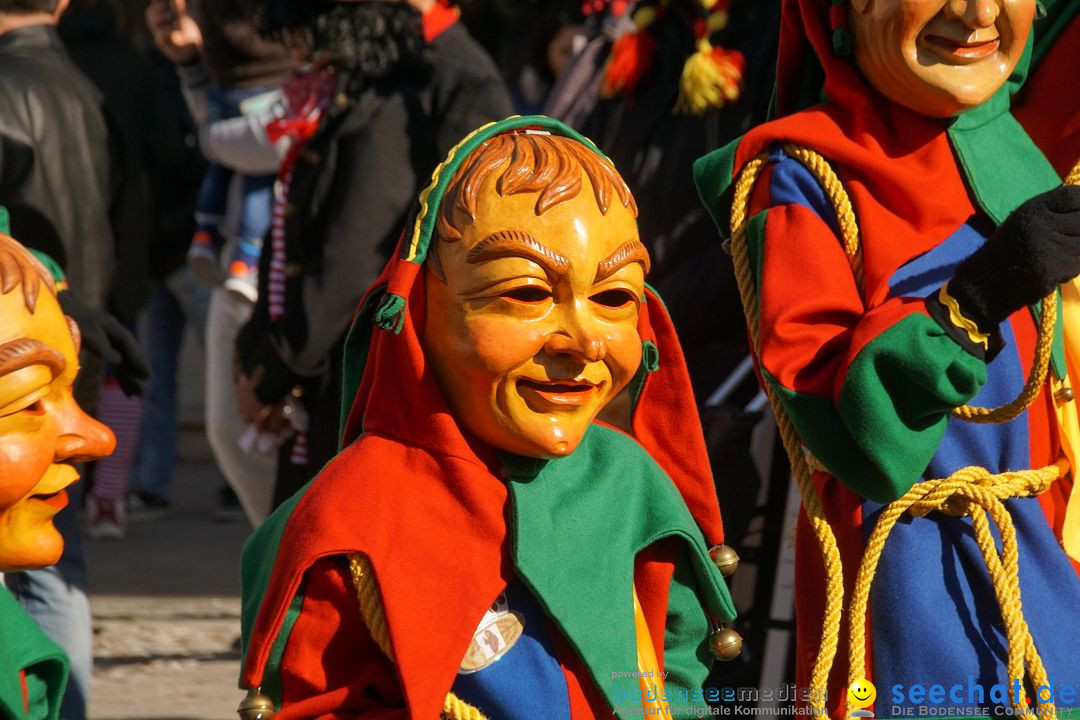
[0,238,114,571]
[850,0,1035,117]
[423,134,648,459]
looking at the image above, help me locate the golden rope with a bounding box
[845,461,1066,716]
[782,144,864,290]
[730,154,842,708]
[952,294,1056,423]
[728,150,1080,715]
[347,554,491,720]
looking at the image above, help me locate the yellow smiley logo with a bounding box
[848,678,876,709]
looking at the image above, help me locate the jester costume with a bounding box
[695,0,1080,717]
[239,116,735,719]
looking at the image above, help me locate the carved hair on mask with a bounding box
[436,132,640,240]
[0,233,55,314]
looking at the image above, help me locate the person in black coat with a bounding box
[230,1,439,507]
[412,0,513,157]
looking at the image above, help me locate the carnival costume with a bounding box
[239,116,737,719]
[695,0,1080,717]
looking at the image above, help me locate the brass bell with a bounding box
[237,688,276,720]
[709,625,743,661]
[709,544,740,577]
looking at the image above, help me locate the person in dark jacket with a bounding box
[547,0,779,394]
[146,0,294,524]
[410,0,513,157]
[226,0,512,509]
[0,0,148,397]
[229,0,440,507]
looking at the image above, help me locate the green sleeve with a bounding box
[766,315,987,503]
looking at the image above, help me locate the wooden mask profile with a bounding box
[0,235,114,572]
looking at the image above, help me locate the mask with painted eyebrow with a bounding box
[596,240,651,282]
[466,229,571,272]
[0,338,66,378]
[0,277,114,572]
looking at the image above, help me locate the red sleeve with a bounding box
[634,537,677,670]
[276,557,407,720]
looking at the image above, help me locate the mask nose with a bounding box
[944,0,1000,29]
[53,398,116,464]
[544,331,607,363]
[544,300,607,363]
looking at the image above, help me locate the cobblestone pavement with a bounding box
[85,451,253,720]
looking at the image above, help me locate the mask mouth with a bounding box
[516,378,602,407]
[920,25,1002,64]
[29,488,69,511]
[28,463,79,508]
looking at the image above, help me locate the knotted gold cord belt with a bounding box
[729,147,1080,717]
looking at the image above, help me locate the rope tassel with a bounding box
[675,40,744,116]
[601,5,660,99]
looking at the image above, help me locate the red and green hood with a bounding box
[239,116,734,717]
[695,0,1062,300]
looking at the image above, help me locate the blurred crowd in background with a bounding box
[0,0,782,717]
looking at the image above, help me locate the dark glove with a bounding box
[949,185,1080,331]
[58,292,151,396]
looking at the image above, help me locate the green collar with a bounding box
[503,425,734,709]
[946,36,1061,225]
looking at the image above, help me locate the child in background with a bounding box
[162,0,295,301]
[187,87,279,302]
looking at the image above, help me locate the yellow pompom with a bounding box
[674,40,745,116]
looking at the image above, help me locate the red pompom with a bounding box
[600,27,659,99]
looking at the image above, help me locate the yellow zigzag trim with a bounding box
[939,282,990,350]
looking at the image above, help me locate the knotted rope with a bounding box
[728,146,1079,715]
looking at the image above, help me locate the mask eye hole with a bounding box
[502,287,551,304]
[590,289,637,308]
